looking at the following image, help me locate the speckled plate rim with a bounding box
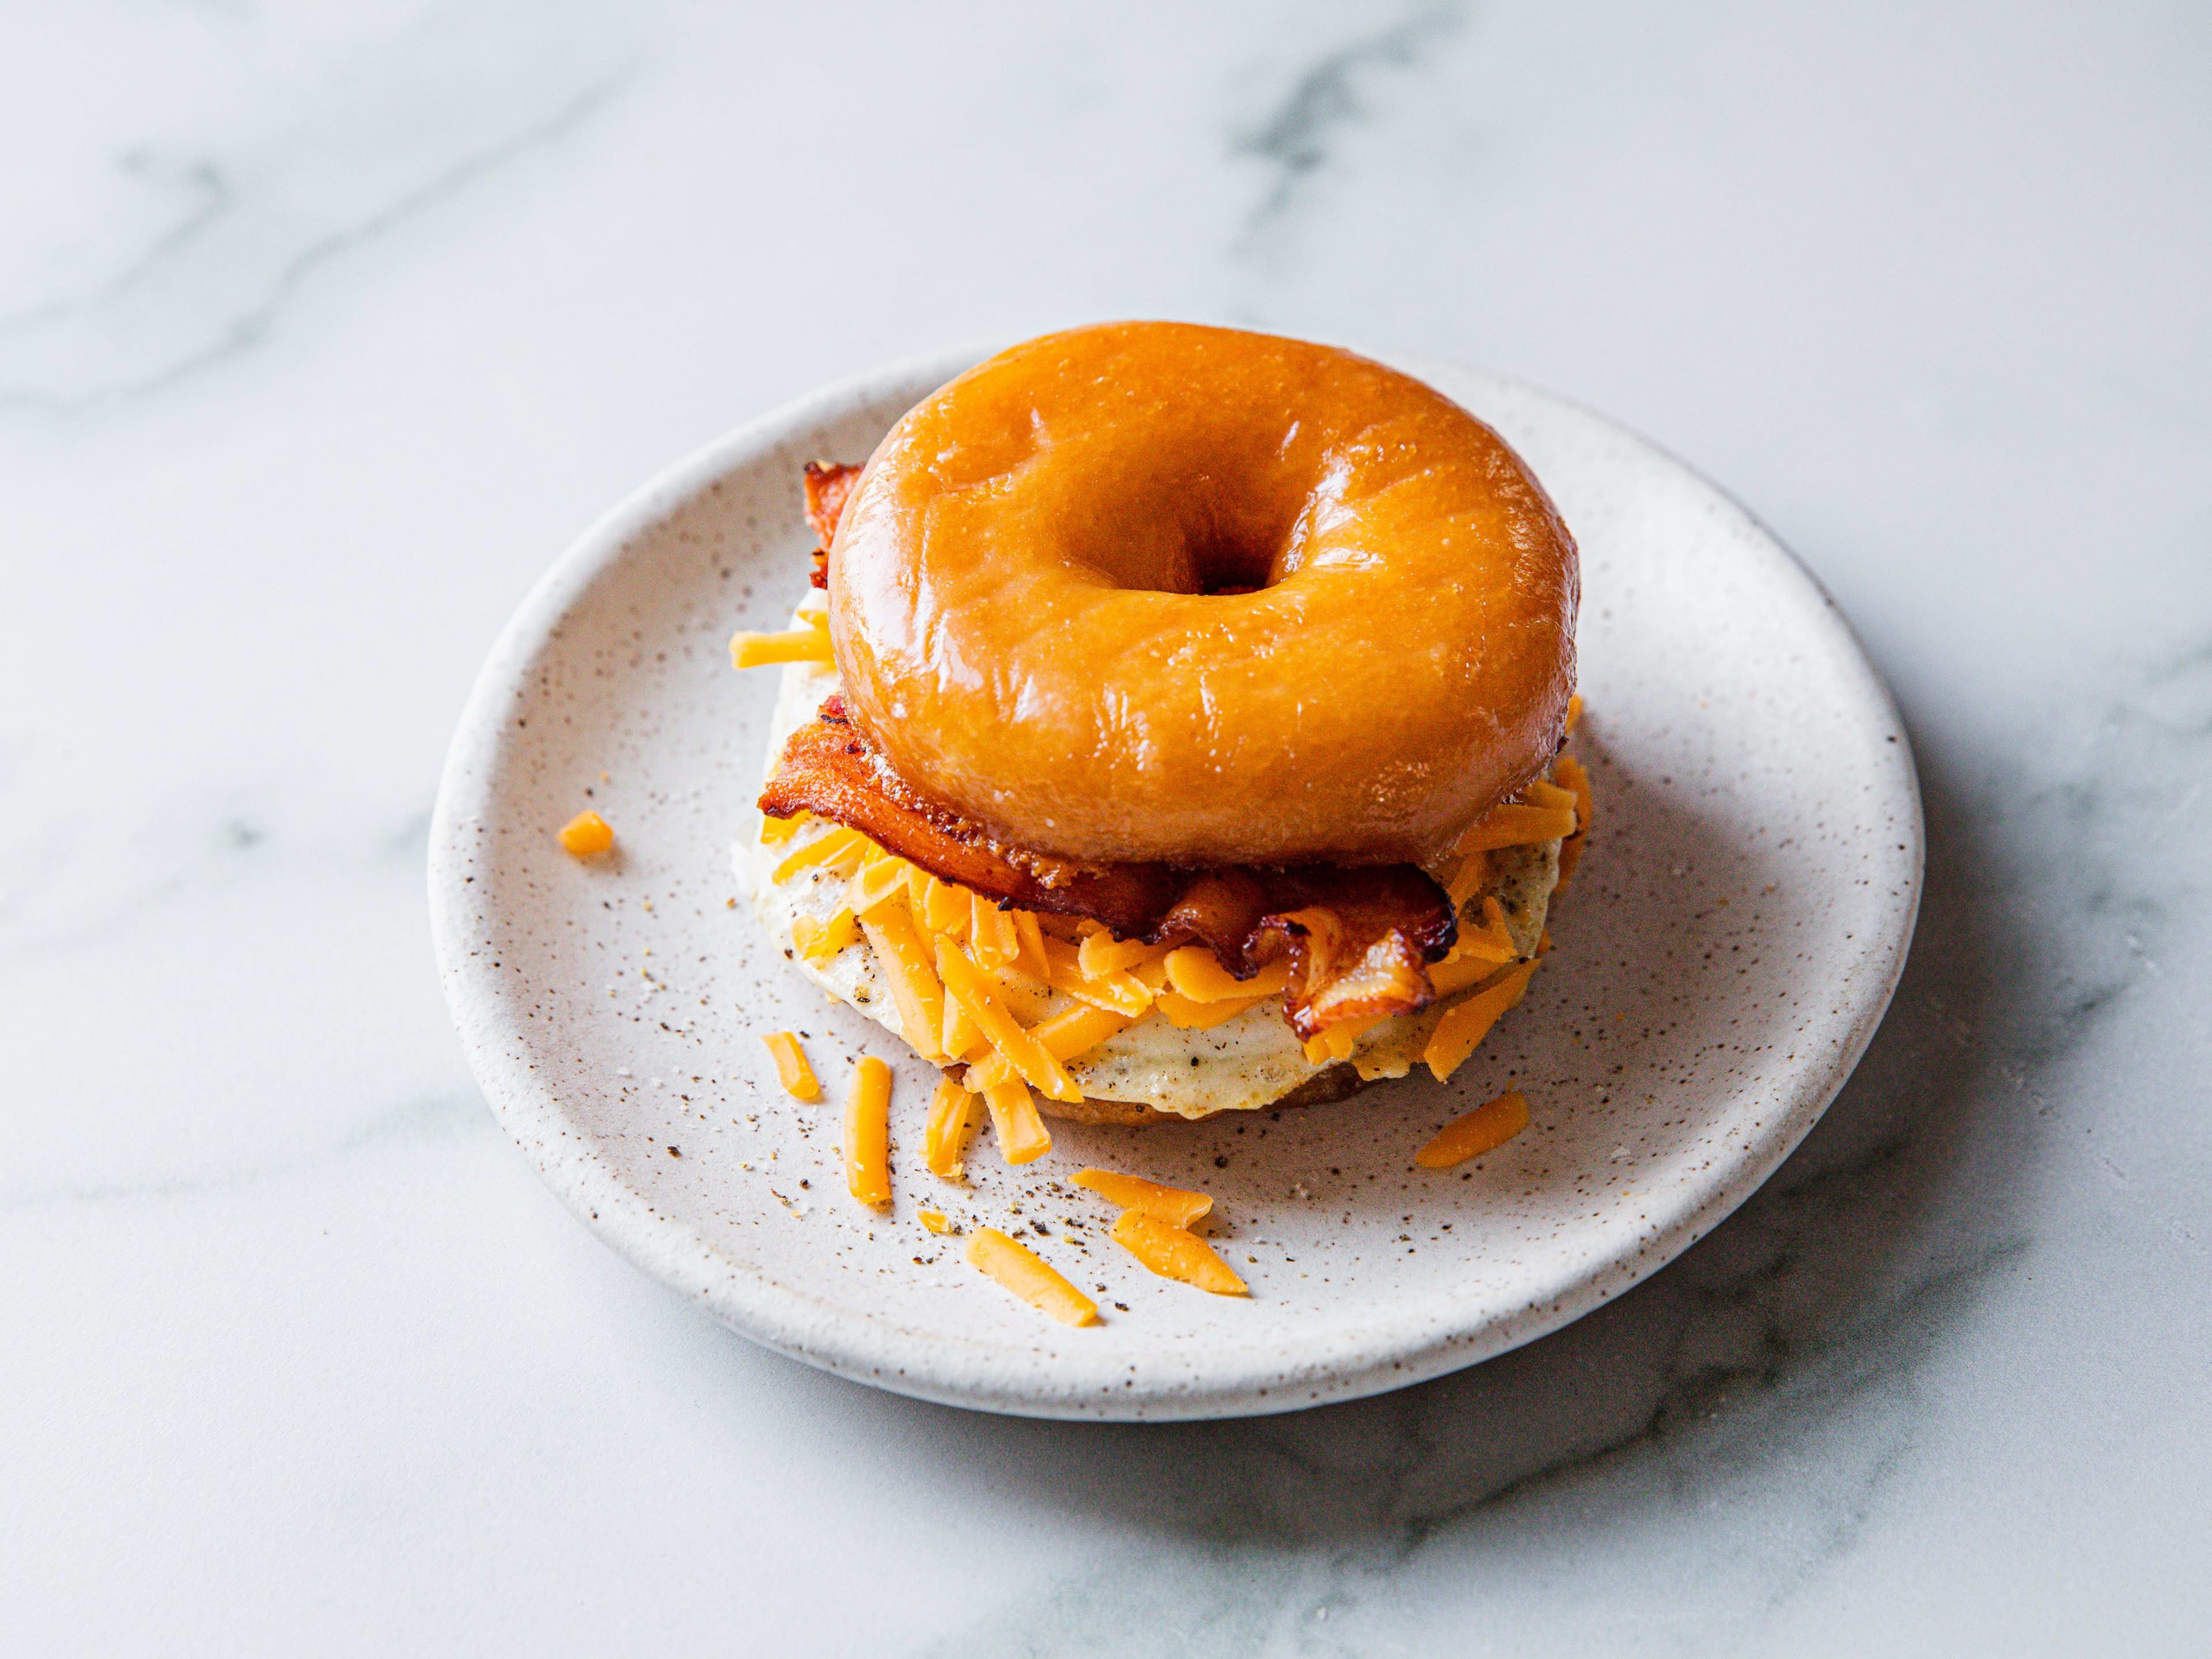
[430,338,1923,1421]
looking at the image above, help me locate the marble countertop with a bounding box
[6,4,2206,1653]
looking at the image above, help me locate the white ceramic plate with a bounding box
[430,341,1921,1421]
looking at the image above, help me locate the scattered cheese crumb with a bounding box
[760,1032,820,1101]
[1423,961,1540,1081]
[730,625,834,669]
[843,1055,892,1208]
[1415,1090,1532,1169]
[1111,1210,1248,1296]
[979,1074,1052,1166]
[1071,1169,1212,1227]
[924,1075,978,1179]
[558,810,614,857]
[965,1228,1099,1326]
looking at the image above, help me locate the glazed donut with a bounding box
[827,322,1578,868]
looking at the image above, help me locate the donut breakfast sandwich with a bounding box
[723,321,1590,1222]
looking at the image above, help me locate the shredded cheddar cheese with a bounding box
[944,993,993,1063]
[935,939,1082,1101]
[1555,753,1592,817]
[924,1076,977,1179]
[1522,778,1580,821]
[916,872,968,938]
[1077,929,1171,981]
[1429,952,1504,1001]
[846,851,913,916]
[1415,1089,1531,1168]
[1554,753,1594,888]
[968,894,1021,971]
[1430,898,1521,998]
[1423,960,1540,1081]
[918,1209,953,1234]
[1111,1210,1248,1296]
[1445,846,1491,910]
[1010,909,1050,979]
[1165,947,1289,1004]
[760,1031,820,1101]
[1037,937,1153,1016]
[843,1055,893,1207]
[1441,894,1516,965]
[1071,1169,1211,1227]
[858,907,948,1060]
[1156,988,1272,1030]
[1478,893,1518,950]
[1565,693,1584,734]
[1034,1002,1140,1061]
[1301,1007,1392,1066]
[759,809,808,845]
[982,958,1055,1025]
[1453,800,1579,857]
[730,625,835,669]
[980,1074,1052,1165]
[793,908,859,963]
[966,1003,1136,1093]
[558,810,614,857]
[772,825,869,884]
[966,1228,1099,1326]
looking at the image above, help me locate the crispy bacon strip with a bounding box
[1142,865,1451,1031]
[802,461,863,589]
[761,702,1457,1035]
[1241,867,1457,1039]
[761,700,1183,937]
[1149,869,1268,960]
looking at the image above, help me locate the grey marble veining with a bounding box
[0,2,634,411]
[1233,2,1466,253]
[4,3,2207,1653]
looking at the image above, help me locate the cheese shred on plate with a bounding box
[1073,1167,1244,1296]
[965,1228,1099,1327]
[923,1076,978,1179]
[760,1031,820,1101]
[1071,1168,1212,1226]
[1415,1089,1532,1168]
[558,810,614,858]
[843,1056,893,1207]
[1110,1210,1248,1296]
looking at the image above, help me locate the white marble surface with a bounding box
[4,2,2206,1652]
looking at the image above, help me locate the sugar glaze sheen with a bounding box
[827,323,1580,868]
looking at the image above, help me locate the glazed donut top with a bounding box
[827,322,1578,869]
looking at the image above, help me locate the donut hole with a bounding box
[1171,450,1354,597]
[1076,478,1313,598]
[1185,520,1286,596]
